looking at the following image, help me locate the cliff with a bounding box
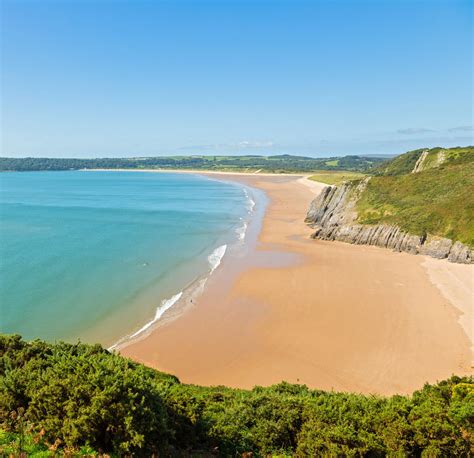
[305,181,473,264]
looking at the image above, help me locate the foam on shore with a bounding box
[130,292,183,338]
[208,244,227,273]
[108,292,183,350]
[235,187,256,242]
[244,188,256,213]
[236,221,248,241]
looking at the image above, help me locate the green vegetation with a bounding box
[356,146,474,247]
[0,154,385,173]
[374,148,425,176]
[1,335,472,456]
[309,170,367,185]
[374,146,473,176]
[0,428,96,456]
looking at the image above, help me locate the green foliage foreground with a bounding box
[0,335,473,456]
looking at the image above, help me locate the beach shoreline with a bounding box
[120,172,473,395]
[107,175,268,352]
[83,167,311,177]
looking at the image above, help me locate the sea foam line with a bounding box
[244,188,256,213]
[208,244,227,273]
[129,292,183,339]
[108,292,183,350]
[236,221,248,241]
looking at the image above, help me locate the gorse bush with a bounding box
[0,334,472,456]
[0,336,170,455]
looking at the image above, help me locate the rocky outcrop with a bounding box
[447,241,473,264]
[411,150,429,173]
[305,183,473,264]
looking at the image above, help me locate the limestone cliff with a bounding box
[305,182,473,264]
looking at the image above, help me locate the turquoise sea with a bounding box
[0,171,253,345]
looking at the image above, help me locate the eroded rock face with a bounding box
[418,237,453,259]
[306,184,473,264]
[448,241,473,264]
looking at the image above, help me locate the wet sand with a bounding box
[121,173,472,395]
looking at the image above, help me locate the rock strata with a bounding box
[305,183,473,264]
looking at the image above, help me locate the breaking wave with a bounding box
[244,189,256,213]
[236,221,248,241]
[108,292,183,350]
[208,244,227,273]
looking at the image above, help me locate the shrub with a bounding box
[1,335,472,455]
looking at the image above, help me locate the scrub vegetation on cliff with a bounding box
[308,170,367,185]
[374,146,473,176]
[356,147,474,247]
[1,335,473,456]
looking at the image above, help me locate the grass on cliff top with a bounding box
[308,170,366,185]
[356,158,474,247]
[374,146,474,176]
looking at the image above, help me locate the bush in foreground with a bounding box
[0,334,472,456]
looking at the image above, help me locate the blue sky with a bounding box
[1,0,472,157]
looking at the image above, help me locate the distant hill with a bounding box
[306,146,474,263]
[374,146,473,176]
[0,154,385,173]
[357,153,398,159]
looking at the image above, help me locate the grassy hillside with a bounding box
[355,147,474,247]
[0,154,384,173]
[308,170,367,185]
[374,146,473,176]
[1,335,472,456]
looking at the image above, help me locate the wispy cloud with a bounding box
[397,128,435,135]
[237,140,273,148]
[448,125,473,132]
[178,140,274,151]
[397,125,473,135]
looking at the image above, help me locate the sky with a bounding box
[1,0,472,158]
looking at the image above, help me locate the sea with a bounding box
[0,171,256,346]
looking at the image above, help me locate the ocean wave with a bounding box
[130,292,183,338]
[208,244,227,273]
[248,198,255,212]
[108,292,183,350]
[236,221,248,241]
[243,189,256,213]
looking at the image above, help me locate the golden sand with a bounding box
[122,173,472,395]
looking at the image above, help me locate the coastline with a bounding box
[107,175,267,351]
[119,171,472,394]
[83,167,308,177]
[421,257,473,364]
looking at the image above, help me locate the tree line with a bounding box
[0,154,384,173]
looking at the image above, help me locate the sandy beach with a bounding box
[121,173,473,395]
